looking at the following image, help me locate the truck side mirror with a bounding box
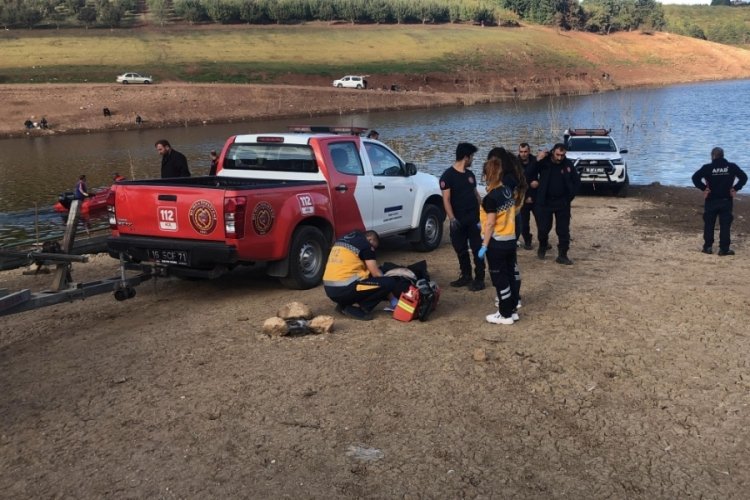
[405,162,417,176]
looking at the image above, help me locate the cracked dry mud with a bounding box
[1,185,749,498]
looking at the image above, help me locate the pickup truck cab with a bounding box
[107,127,445,289]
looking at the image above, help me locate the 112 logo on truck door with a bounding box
[297,193,315,215]
[158,206,178,231]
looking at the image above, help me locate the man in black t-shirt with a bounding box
[527,143,580,265]
[692,147,747,255]
[440,142,485,290]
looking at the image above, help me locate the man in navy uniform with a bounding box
[527,143,581,265]
[692,147,747,256]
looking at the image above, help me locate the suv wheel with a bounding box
[614,175,630,197]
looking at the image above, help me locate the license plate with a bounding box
[585,167,605,174]
[147,249,189,265]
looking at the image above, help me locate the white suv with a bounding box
[332,75,368,89]
[564,128,629,196]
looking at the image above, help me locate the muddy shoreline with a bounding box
[4,75,749,142]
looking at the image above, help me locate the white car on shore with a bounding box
[332,75,368,89]
[116,72,153,84]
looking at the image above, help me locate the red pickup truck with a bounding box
[107,127,445,289]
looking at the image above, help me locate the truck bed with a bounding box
[119,176,325,190]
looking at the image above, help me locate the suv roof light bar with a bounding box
[288,125,368,135]
[567,128,611,136]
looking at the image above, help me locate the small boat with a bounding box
[54,188,111,217]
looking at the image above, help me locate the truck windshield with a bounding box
[223,144,318,173]
[567,138,617,153]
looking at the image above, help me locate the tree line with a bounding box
[0,0,741,43]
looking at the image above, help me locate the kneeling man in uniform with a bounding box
[323,230,398,321]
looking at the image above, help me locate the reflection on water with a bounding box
[2,79,749,246]
[0,208,108,248]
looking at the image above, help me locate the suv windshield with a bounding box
[223,143,318,173]
[567,138,617,153]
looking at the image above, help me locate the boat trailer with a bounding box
[0,200,153,317]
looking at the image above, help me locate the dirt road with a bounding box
[2,186,749,498]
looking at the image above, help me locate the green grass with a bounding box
[664,5,750,46]
[0,24,590,84]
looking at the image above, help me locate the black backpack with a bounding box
[415,279,440,321]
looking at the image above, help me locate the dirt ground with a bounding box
[3,27,750,497]
[1,185,749,498]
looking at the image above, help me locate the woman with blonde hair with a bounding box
[478,150,521,325]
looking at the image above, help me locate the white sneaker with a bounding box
[486,311,514,325]
[512,311,520,321]
[496,297,522,310]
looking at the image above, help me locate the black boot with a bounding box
[450,274,472,287]
[523,236,533,250]
[555,249,573,265]
[537,245,546,260]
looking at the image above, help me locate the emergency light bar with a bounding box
[257,136,285,143]
[567,128,611,136]
[288,125,368,135]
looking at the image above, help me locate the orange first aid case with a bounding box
[393,286,420,322]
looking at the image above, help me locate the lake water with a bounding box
[1,78,749,246]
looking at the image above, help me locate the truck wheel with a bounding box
[615,175,630,197]
[280,226,329,290]
[412,204,444,252]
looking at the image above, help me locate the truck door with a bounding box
[323,140,374,235]
[363,141,415,234]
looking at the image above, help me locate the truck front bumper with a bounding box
[578,167,627,185]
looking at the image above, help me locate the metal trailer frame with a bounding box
[0,199,153,317]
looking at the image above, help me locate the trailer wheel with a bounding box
[114,289,128,301]
[412,204,444,252]
[279,226,329,290]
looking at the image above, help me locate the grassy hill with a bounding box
[664,5,750,46]
[1,23,749,91]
